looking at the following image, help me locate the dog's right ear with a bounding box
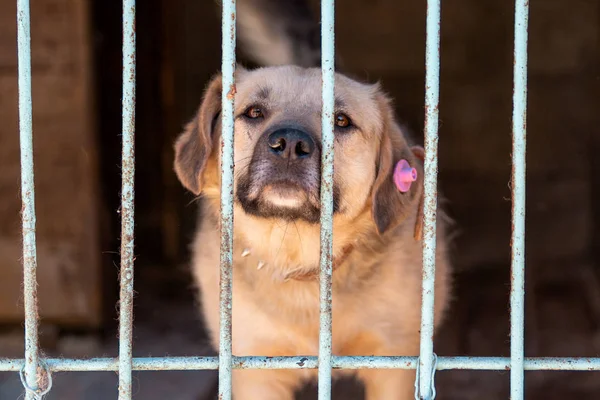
[173,74,223,195]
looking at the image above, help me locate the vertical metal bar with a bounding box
[418,0,441,398]
[219,0,236,399]
[510,0,529,398]
[17,0,40,398]
[118,0,136,398]
[318,0,335,399]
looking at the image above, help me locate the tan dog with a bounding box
[174,65,451,399]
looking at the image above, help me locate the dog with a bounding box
[173,2,452,399]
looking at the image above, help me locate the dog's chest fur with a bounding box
[190,204,434,357]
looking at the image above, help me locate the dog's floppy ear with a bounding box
[173,74,223,195]
[371,94,424,235]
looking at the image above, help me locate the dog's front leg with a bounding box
[358,368,417,400]
[232,369,301,400]
[355,339,420,400]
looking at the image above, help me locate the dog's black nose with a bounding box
[267,128,315,159]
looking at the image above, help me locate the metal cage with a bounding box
[3,0,600,399]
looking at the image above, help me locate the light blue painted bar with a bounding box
[118,0,136,399]
[319,0,335,399]
[419,0,442,398]
[219,0,236,399]
[510,0,529,399]
[4,356,600,372]
[16,0,40,398]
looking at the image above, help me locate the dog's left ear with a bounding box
[371,94,424,235]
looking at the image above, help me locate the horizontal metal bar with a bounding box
[2,357,600,372]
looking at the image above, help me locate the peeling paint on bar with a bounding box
[219,1,237,399]
[318,0,335,399]
[510,0,529,399]
[419,0,442,398]
[16,0,41,398]
[118,0,136,399]
[4,356,600,372]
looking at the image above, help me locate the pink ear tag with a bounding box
[393,159,417,193]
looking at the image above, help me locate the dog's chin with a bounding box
[262,183,308,209]
[237,181,321,224]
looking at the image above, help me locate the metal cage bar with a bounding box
[510,0,529,399]
[117,0,137,399]
[16,0,40,398]
[318,0,335,399]
[4,356,600,372]
[218,1,237,399]
[418,0,442,398]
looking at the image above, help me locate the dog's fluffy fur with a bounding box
[174,3,452,399]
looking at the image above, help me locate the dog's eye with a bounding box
[335,113,351,128]
[244,106,264,119]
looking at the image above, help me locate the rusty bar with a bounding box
[218,0,236,399]
[419,0,442,398]
[5,356,600,372]
[510,0,529,398]
[318,0,335,398]
[16,0,41,398]
[118,0,137,399]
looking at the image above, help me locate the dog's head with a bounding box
[174,66,423,237]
